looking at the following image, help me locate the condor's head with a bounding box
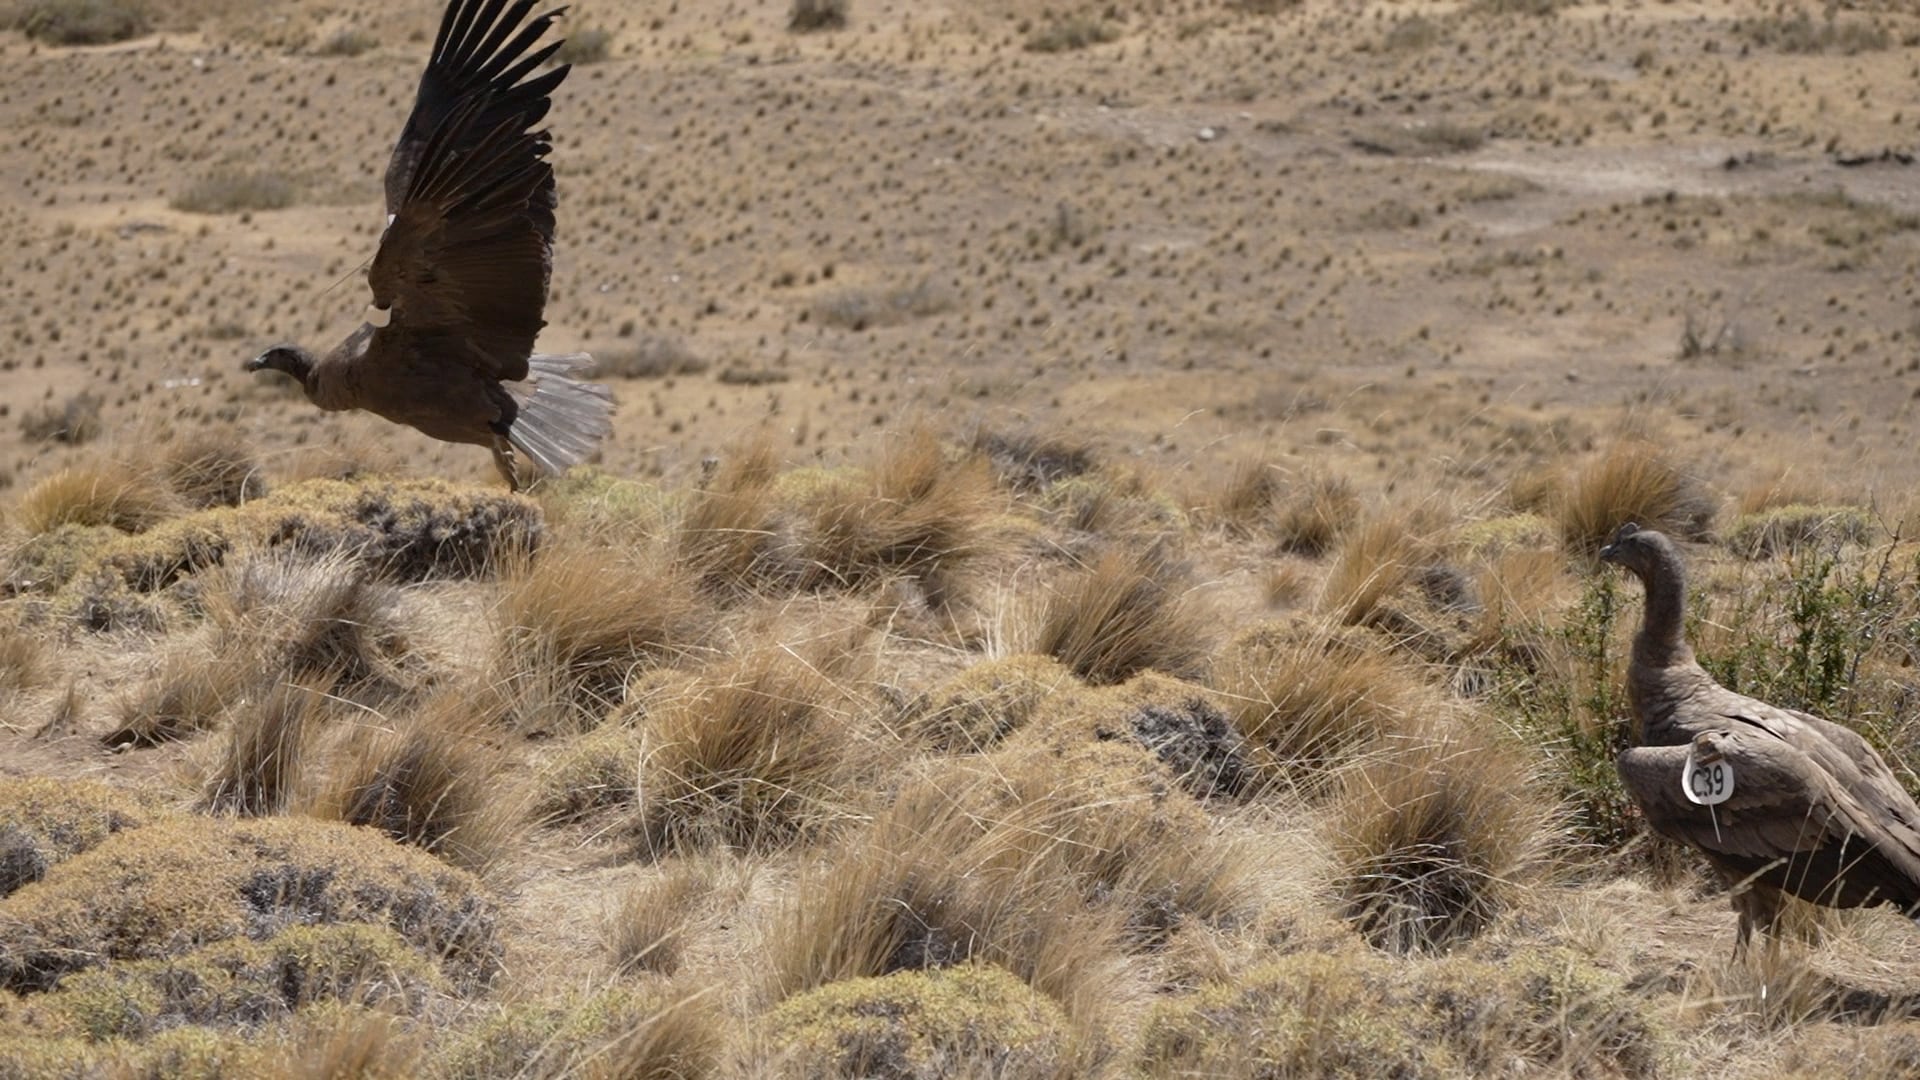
[243,344,317,385]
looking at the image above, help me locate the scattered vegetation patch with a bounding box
[198,677,326,817]
[1024,15,1118,52]
[972,429,1096,492]
[808,278,953,331]
[12,0,146,45]
[1736,12,1892,54]
[312,27,378,57]
[17,392,101,446]
[768,964,1070,1077]
[171,168,298,214]
[1140,947,1657,1077]
[16,465,178,535]
[552,26,612,65]
[909,653,1080,753]
[788,0,847,33]
[604,855,726,976]
[160,426,266,509]
[591,333,709,379]
[674,438,795,595]
[442,987,722,1080]
[0,778,161,897]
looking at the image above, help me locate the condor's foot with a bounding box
[490,435,522,493]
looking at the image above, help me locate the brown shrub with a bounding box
[1277,471,1361,556]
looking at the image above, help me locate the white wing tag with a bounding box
[366,304,392,328]
[1682,750,1735,806]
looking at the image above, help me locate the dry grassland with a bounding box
[8,0,1920,1075]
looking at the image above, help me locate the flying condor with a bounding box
[245,0,612,490]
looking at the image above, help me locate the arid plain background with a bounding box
[8,0,1920,1075]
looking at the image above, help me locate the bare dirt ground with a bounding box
[9,0,1920,1075]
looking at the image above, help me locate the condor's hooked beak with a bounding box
[1597,522,1641,564]
[243,353,269,373]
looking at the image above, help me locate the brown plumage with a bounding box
[244,0,612,491]
[1600,522,1920,948]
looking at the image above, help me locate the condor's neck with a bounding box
[1630,551,1694,670]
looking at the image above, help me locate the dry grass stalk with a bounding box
[1203,454,1281,535]
[1318,510,1440,626]
[206,548,413,701]
[494,542,709,735]
[0,613,46,695]
[317,693,524,873]
[107,638,257,747]
[160,426,267,509]
[584,991,728,1080]
[1026,547,1212,685]
[1327,722,1556,954]
[1277,471,1361,556]
[1557,440,1718,555]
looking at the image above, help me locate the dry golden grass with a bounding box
[1326,722,1557,954]
[584,991,728,1080]
[107,638,257,748]
[196,677,328,817]
[1317,508,1449,628]
[674,436,792,595]
[1557,440,1719,555]
[1212,621,1429,796]
[494,541,709,735]
[604,856,728,977]
[159,425,267,510]
[793,430,1000,607]
[315,693,523,874]
[1278,471,1362,556]
[15,465,180,535]
[204,548,415,702]
[632,635,875,856]
[1024,547,1212,685]
[0,612,45,696]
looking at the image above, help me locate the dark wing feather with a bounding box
[1618,731,1920,911]
[368,96,552,381]
[385,0,570,242]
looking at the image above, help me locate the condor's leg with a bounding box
[490,434,522,492]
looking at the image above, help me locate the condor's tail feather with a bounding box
[507,353,614,478]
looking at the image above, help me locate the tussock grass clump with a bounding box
[1725,504,1872,559]
[442,986,723,1080]
[318,695,523,874]
[1327,725,1556,954]
[1213,621,1428,796]
[909,653,1079,753]
[808,279,953,331]
[1140,946,1657,1077]
[675,438,795,594]
[494,542,708,734]
[198,677,327,817]
[533,723,644,822]
[552,26,612,64]
[107,639,258,747]
[971,429,1095,492]
[17,392,102,445]
[16,465,179,535]
[0,814,499,993]
[0,613,45,695]
[1319,511,1433,626]
[634,638,874,855]
[160,426,266,509]
[0,778,161,897]
[766,763,1131,1031]
[13,0,145,45]
[1026,547,1213,685]
[604,855,728,976]
[1025,16,1117,52]
[1277,471,1360,556]
[793,431,1000,606]
[1556,441,1717,556]
[1041,466,1185,544]
[207,547,416,698]
[788,0,847,32]
[171,168,298,214]
[768,964,1070,1077]
[312,26,377,56]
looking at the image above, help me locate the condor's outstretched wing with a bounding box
[368,95,552,381]
[384,0,569,244]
